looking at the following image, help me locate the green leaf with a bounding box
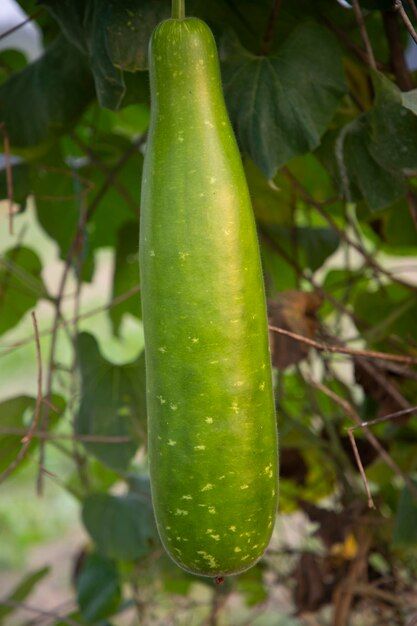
[0,246,47,337]
[82,491,158,561]
[42,0,166,109]
[0,35,94,154]
[77,553,121,622]
[75,333,146,471]
[0,566,50,622]
[393,482,417,547]
[222,22,346,177]
[110,221,140,335]
[267,225,340,272]
[0,50,28,80]
[338,116,405,212]
[369,73,417,172]
[0,395,65,474]
[381,199,417,252]
[334,74,417,213]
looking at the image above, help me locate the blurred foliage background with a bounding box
[1,0,417,624]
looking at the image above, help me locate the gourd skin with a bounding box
[140,17,278,577]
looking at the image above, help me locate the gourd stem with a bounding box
[172,0,185,19]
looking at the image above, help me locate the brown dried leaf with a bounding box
[268,291,323,369]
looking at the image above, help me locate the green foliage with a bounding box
[77,553,121,622]
[82,489,158,560]
[0,566,50,623]
[222,22,346,178]
[0,395,65,473]
[75,332,146,471]
[0,35,94,153]
[0,246,47,335]
[41,0,168,108]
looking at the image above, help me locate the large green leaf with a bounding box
[77,553,121,622]
[42,0,167,109]
[110,221,140,335]
[341,116,405,212]
[0,246,47,337]
[0,35,94,153]
[369,73,417,172]
[0,567,50,623]
[75,333,146,471]
[0,395,65,474]
[222,22,346,178]
[334,73,417,213]
[82,490,158,561]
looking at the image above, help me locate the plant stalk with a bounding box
[172,0,185,19]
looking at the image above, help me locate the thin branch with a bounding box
[70,132,138,214]
[321,15,387,71]
[394,0,417,44]
[349,405,417,430]
[268,325,417,366]
[24,312,43,444]
[0,312,43,485]
[0,8,43,42]
[0,285,140,356]
[35,135,144,493]
[36,208,90,494]
[351,0,378,70]
[259,0,282,56]
[383,8,414,91]
[308,377,417,503]
[0,123,14,235]
[86,135,146,221]
[0,428,131,442]
[347,429,375,508]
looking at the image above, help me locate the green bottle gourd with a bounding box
[140,2,278,577]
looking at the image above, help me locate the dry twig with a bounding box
[268,325,417,366]
[383,7,414,91]
[0,8,43,41]
[351,0,377,70]
[308,378,417,504]
[394,0,417,44]
[0,123,14,235]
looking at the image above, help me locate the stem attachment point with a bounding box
[172,0,185,19]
